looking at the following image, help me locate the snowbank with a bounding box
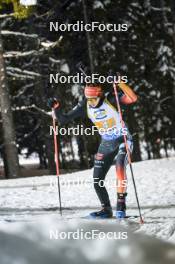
[0,218,175,264]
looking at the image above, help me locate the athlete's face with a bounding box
[87,97,100,107]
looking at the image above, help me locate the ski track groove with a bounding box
[0,205,175,212]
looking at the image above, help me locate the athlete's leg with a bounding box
[115,147,128,194]
[115,141,133,217]
[93,142,118,208]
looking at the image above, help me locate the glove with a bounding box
[47,98,60,109]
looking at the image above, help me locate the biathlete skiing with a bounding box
[48,81,137,219]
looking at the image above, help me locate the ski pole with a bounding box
[52,114,62,216]
[113,83,144,224]
[76,62,91,82]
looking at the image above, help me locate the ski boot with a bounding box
[116,193,127,219]
[89,206,113,219]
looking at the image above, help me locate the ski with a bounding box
[80,215,139,220]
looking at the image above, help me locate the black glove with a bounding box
[47,98,60,109]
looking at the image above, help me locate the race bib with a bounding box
[95,118,116,131]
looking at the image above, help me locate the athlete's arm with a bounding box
[118,82,137,104]
[48,98,87,125]
[106,82,137,106]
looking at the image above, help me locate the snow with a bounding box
[93,1,104,9]
[60,63,70,74]
[20,0,37,6]
[0,153,39,166]
[1,30,37,38]
[0,218,175,264]
[0,157,175,245]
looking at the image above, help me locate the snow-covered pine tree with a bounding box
[0,0,37,178]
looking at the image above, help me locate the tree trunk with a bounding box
[0,25,20,178]
[82,0,94,73]
[170,0,175,147]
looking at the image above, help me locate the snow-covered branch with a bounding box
[0,13,14,18]
[151,7,170,12]
[49,57,61,64]
[12,104,51,116]
[13,83,34,98]
[19,123,41,142]
[4,50,39,58]
[0,104,50,116]
[3,36,63,58]
[41,36,63,48]
[7,67,41,77]
[2,30,38,39]
[7,67,41,80]
[7,72,35,80]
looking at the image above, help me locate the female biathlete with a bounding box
[48,82,137,219]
